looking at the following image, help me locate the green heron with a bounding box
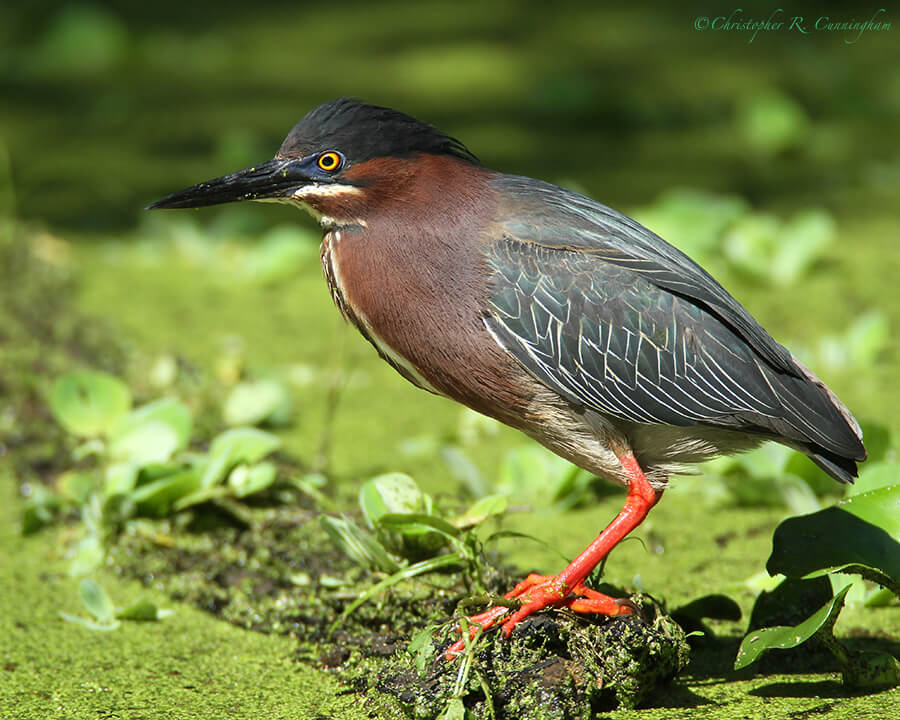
[150,99,866,658]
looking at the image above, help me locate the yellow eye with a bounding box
[317,151,342,172]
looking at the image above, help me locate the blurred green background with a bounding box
[1,1,898,718]
[2,0,897,457]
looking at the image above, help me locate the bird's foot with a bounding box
[444,573,634,659]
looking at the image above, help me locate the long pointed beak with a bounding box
[147,157,311,210]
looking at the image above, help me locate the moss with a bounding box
[378,595,688,718]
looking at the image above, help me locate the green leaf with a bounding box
[359,473,426,528]
[735,584,851,670]
[722,213,780,281]
[171,484,229,511]
[111,397,193,451]
[59,612,121,631]
[772,209,834,285]
[441,445,487,497]
[377,513,461,540]
[116,598,169,621]
[453,494,508,529]
[131,469,202,515]
[845,311,889,368]
[202,427,281,488]
[408,625,438,675]
[842,651,900,690]
[737,90,809,156]
[496,444,578,508]
[228,462,277,497]
[108,420,179,465]
[358,476,448,559]
[242,225,318,284]
[777,475,820,516]
[68,535,105,577]
[21,484,62,534]
[223,379,293,427]
[49,370,131,437]
[320,515,401,573]
[437,698,466,720]
[768,486,900,595]
[104,462,139,497]
[57,471,95,506]
[79,578,115,623]
[848,462,900,497]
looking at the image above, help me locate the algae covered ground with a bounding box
[2,2,900,718]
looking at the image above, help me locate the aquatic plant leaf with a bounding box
[768,486,900,595]
[437,698,466,720]
[223,378,293,427]
[242,225,318,284]
[68,534,105,577]
[171,485,229,511]
[496,444,580,508]
[848,462,900,497]
[734,584,851,670]
[50,370,131,437]
[79,578,115,623]
[737,90,809,156]
[228,462,277,497]
[408,624,439,675]
[108,420,179,465]
[21,484,62,534]
[111,397,193,451]
[359,473,426,528]
[116,598,170,621]
[377,513,461,540]
[441,445,487,497]
[855,421,891,465]
[772,209,834,285]
[845,311,889,368]
[59,612,121,631]
[722,213,780,281]
[202,427,281,488]
[320,515,400,573]
[131,469,202,515]
[58,471,95,506]
[104,462,140,497]
[453,494,508,529]
[375,512,453,560]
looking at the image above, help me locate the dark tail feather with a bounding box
[783,354,866,483]
[807,448,860,484]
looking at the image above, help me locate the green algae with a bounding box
[380,596,689,717]
[0,472,376,720]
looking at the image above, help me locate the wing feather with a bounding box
[483,178,865,470]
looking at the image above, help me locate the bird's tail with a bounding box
[785,354,866,483]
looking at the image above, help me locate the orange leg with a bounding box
[446,453,661,659]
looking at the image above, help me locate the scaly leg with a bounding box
[446,453,661,659]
